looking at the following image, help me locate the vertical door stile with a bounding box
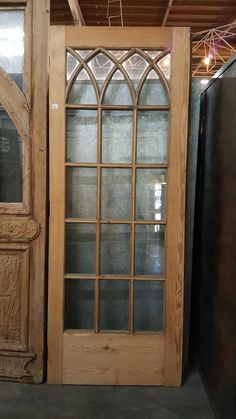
[48,26,66,384]
[164,27,190,386]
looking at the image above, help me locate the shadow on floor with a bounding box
[0,368,215,419]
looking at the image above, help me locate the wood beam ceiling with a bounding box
[161,0,174,27]
[67,0,85,26]
[50,0,236,77]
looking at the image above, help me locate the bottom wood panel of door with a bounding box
[63,332,165,385]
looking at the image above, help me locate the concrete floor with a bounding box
[0,369,215,419]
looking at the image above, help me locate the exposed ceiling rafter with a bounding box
[68,0,85,26]
[161,0,174,27]
[51,1,236,78]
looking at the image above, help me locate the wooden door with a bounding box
[0,0,48,383]
[48,27,190,386]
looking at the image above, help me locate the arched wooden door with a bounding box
[48,26,190,386]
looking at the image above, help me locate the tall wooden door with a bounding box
[0,0,48,383]
[48,27,190,386]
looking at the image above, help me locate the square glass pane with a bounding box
[100,280,129,330]
[101,169,132,220]
[134,281,164,331]
[136,169,166,220]
[135,225,165,276]
[0,11,24,89]
[0,108,23,202]
[67,110,97,163]
[102,111,132,163]
[66,167,97,219]
[66,224,96,274]
[137,111,168,163]
[65,280,94,330]
[100,224,130,275]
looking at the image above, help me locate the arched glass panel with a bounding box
[68,68,97,104]
[103,70,133,105]
[0,10,24,89]
[0,106,23,202]
[144,50,163,60]
[157,54,171,80]
[88,53,114,87]
[76,49,92,59]
[122,53,148,90]
[108,50,128,60]
[139,70,168,106]
[67,52,79,81]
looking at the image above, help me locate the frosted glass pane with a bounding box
[67,53,79,80]
[65,280,95,330]
[66,168,97,219]
[100,280,129,331]
[0,11,24,89]
[66,224,96,274]
[122,53,148,89]
[136,169,167,220]
[68,69,97,104]
[137,111,168,164]
[102,110,132,163]
[134,281,164,331]
[100,224,130,275]
[135,225,165,276]
[67,110,97,163]
[0,108,23,202]
[157,54,171,80]
[88,53,114,82]
[139,73,168,106]
[108,50,128,60]
[144,50,163,60]
[76,50,92,59]
[101,169,132,220]
[103,70,132,105]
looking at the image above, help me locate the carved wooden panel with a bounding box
[0,245,29,351]
[0,351,35,380]
[0,218,40,242]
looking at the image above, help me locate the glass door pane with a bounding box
[65,47,170,333]
[0,107,23,202]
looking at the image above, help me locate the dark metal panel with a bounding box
[193,58,236,419]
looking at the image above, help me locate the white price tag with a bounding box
[51,103,59,110]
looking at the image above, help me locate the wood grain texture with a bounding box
[63,332,164,385]
[0,245,29,352]
[27,0,49,383]
[47,26,66,384]
[65,26,172,48]
[164,27,190,386]
[0,218,40,241]
[0,352,35,380]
